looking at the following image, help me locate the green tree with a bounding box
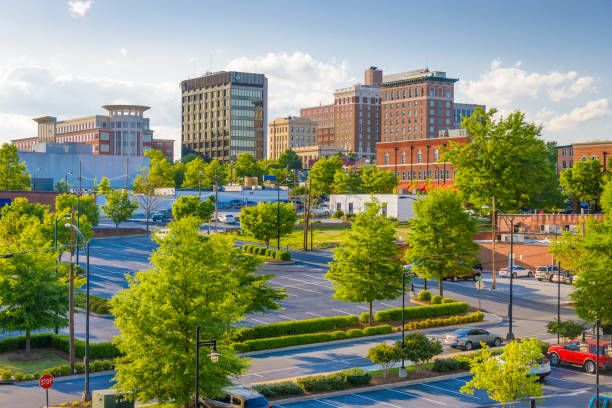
[325,200,402,325]
[102,190,138,231]
[111,217,284,405]
[461,338,544,406]
[204,159,229,187]
[550,216,612,324]
[0,143,30,190]
[55,178,70,193]
[233,152,263,181]
[366,342,401,378]
[308,156,343,196]
[96,177,113,194]
[172,196,214,222]
[0,213,68,355]
[546,320,586,341]
[333,168,362,194]
[360,165,398,194]
[559,159,604,212]
[601,177,612,215]
[173,161,186,189]
[182,156,208,189]
[276,149,303,170]
[240,202,297,248]
[55,193,100,226]
[442,108,560,212]
[181,152,202,164]
[404,188,479,297]
[398,332,443,373]
[0,197,48,221]
[134,151,175,231]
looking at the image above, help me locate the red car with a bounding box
[547,340,612,374]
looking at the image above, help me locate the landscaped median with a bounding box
[241,244,291,261]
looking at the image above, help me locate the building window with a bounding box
[562,160,567,169]
[401,151,406,164]
[418,170,422,179]
[100,144,109,153]
[562,149,567,157]
[417,150,422,163]
[384,152,389,165]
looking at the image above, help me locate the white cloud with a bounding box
[68,1,92,18]
[546,98,611,132]
[535,107,555,119]
[120,48,127,57]
[225,51,350,118]
[456,59,595,106]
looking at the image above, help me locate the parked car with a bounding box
[550,270,577,285]
[202,386,271,408]
[443,264,483,281]
[444,328,503,350]
[312,205,330,216]
[499,266,533,278]
[547,340,612,373]
[587,392,612,407]
[495,355,551,379]
[217,214,237,224]
[152,209,173,222]
[535,265,559,281]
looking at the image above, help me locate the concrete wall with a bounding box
[330,194,418,221]
[19,151,149,190]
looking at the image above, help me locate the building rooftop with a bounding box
[102,105,150,114]
[382,68,458,86]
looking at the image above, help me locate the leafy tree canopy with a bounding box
[102,190,138,231]
[276,149,303,170]
[182,157,208,189]
[359,165,398,194]
[233,152,264,180]
[134,149,176,192]
[442,108,560,212]
[309,156,343,196]
[96,177,113,194]
[240,202,297,248]
[172,196,214,222]
[55,193,100,226]
[333,168,362,194]
[559,158,604,212]
[0,143,30,191]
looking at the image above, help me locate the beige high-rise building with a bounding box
[268,116,317,161]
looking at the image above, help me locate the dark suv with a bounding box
[202,386,270,408]
[152,209,173,222]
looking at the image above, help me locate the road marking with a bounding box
[302,273,330,281]
[314,399,340,407]
[332,309,353,315]
[354,305,369,310]
[547,376,585,384]
[280,276,332,289]
[381,302,398,308]
[419,383,481,399]
[350,393,402,407]
[387,388,447,405]
[553,367,588,375]
[306,312,326,318]
[248,318,268,325]
[276,314,294,321]
[271,283,320,294]
[244,358,365,376]
[450,378,469,384]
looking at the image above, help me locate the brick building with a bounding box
[293,145,346,169]
[557,140,612,173]
[300,104,335,147]
[268,116,317,161]
[150,138,175,162]
[12,105,174,161]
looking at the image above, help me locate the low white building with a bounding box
[330,194,419,221]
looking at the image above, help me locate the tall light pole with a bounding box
[54,214,70,334]
[64,223,91,403]
[500,214,515,341]
[194,326,219,408]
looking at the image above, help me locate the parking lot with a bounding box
[273,367,612,408]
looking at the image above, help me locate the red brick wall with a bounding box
[557,142,612,173]
[301,105,336,147]
[498,214,603,233]
[0,191,61,208]
[478,242,553,273]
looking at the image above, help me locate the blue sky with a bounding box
[0,0,610,158]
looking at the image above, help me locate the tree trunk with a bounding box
[369,301,373,326]
[424,279,427,290]
[25,330,31,356]
[439,278,443,297]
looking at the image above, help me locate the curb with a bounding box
[271,371,472,405]
[239,312,501,357]
[264,260,296,265]
[14,370,114,386]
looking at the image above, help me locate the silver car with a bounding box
[444,328,503,350]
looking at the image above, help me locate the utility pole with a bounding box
[309,177,313,251]
[303,180,308,251]
[214,169,218,233]
[507,216,515,341]
[557,260,561,343]
[276,175,280,250]
[76,161,81,266]
[69,208,76,371]
[491,196,496,290]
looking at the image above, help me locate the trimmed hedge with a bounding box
[241,245,291,261]
[431,295,442,304]
[233,325,393,353]
[433,358,471,372]
[295,368,371,393]
[0,333,119,359]
[403,311,484,331]
[359,302,469,323]
[441,297,454,304]
[417,290,431,301]
[234,315,359,342]
[252,381,304,399]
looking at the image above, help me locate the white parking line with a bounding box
[314,399,341,407]
[302,273,330,281]
[387,388,447,405]
[271,283,320,294]
[275,314,294,321]
[419,383,481,399]
[248,318,269,325]
[332,309,353,315]
[279,276,333,289]
[451,378,469,384]
[547,376,586,384]
[351,393,402,407]
[306,312,326,318]
[244,357,365,376]
[381,302,398,308]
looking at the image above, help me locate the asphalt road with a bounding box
[272,368,612,408]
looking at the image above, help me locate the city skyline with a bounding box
[0,0,610,160]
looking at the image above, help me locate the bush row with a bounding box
[75,293,112,315]
[242,244,291,261]
[400,311,484,331]
[233,315,359,342]
[0,334,119,359]
[359,301,469,323]
[253,368,371,399]
[432,358,471,373]
[233,325,392,353]
[0,360,114,382]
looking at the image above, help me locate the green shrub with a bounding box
[0,370,12,381]
[58,365,72,376]
[359,312,369,324]
[233,315,359,342]
[374,302,469,322]
[341,367,371,386]
[431,295,442,304]
[441,297,454,304]
[362,325,393,336]
[75,362,85,374]
[265,248,274,257]
[32,372,40,379]
[13,372,23,381]
[346,329,364,338]
[24,373,33,380]
[332,209,344,218]
[417,290,431,301]
[102,360,113,370]
[0,333,120,359]
[279,251,291,261]
[332,330,348,340]
[92,360,104,372]
[296,373,347,392]
[433,358,463,372]
[252,381,304,399]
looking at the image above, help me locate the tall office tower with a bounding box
[180,71,268,162]
[454,103,486,128]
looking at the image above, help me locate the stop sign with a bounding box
[39,374,54,389]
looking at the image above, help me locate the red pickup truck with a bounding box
[547,340,612,374]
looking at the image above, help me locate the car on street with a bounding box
[152,209,173,222]
[495,355,551,379]
[547,340,612,373]
[535,265,560,281]
[444,328,503,350]
[550,270,577,285]
[443,264,483,281]
[587,392,612,407]
[217,214,237,224]
[311,205,330,216]
[202,386,270,408]
[499,265,534,278]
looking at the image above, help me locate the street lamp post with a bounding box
[64,223,90,402]
[54,214,70,334]
[277,175,281,250]
[557,260,561,343]
[194,326,219,408]
[501,214,515,341]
